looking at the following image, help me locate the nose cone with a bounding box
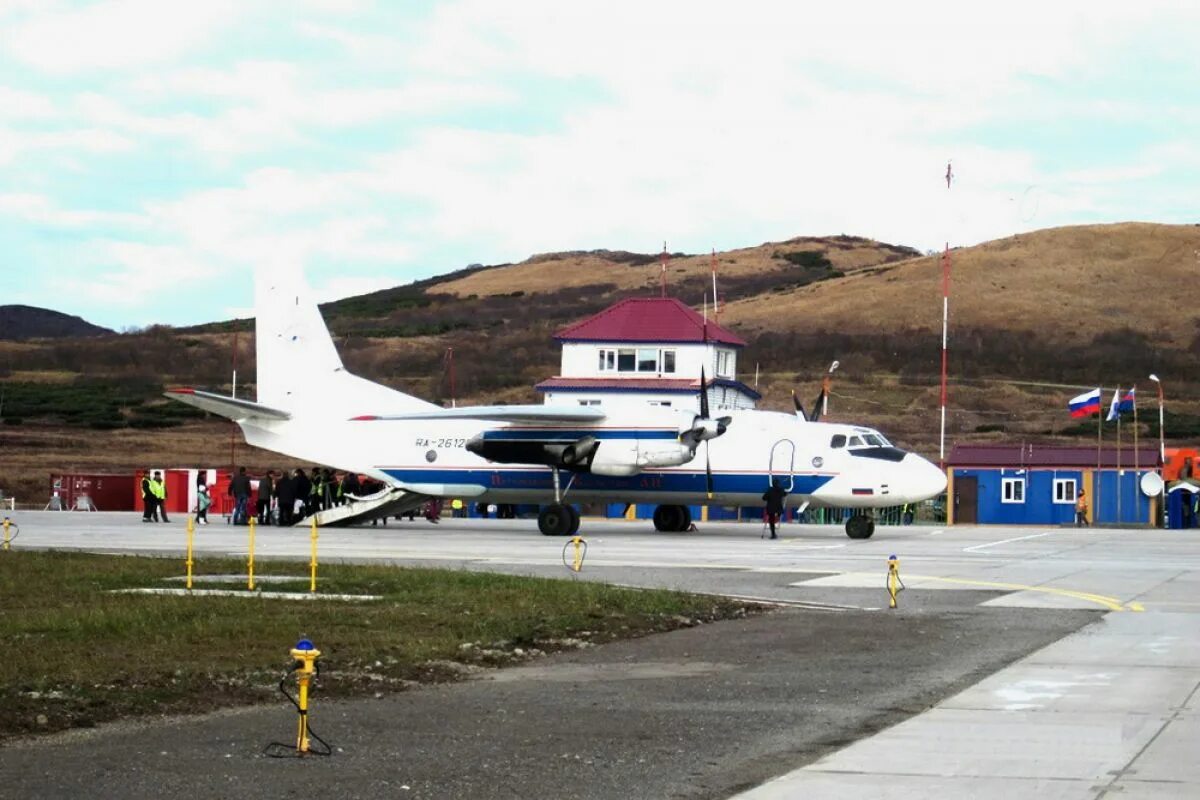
[904,454,947,502]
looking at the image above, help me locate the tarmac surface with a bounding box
[2,511,1198,799]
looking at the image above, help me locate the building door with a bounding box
[768,439,795,492]
[954,476,978,524]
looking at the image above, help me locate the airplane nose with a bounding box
[903,454,947,501]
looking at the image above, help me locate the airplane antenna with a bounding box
[939,160,953,468]
[660,241,668,298]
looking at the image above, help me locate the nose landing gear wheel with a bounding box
[845,514,875,539]
[539,504,576,536]
[652,504,692,532]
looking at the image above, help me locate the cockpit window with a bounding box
[848,435,864,447]
[830,434,846,448]
[863,434,887,447]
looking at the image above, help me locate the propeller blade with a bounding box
[792,390,807,421]
[705,440,713,499]
[699,366,710,419]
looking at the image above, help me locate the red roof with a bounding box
[554,297,747,347]
[949,443,1161,469]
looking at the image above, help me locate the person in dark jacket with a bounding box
[275,469,295,526]
[322,468,336,510]
[257,470,274,524]
[340,471,361,505]
[293,468,311,520]
[141,470,155,522]
[228,466,252,525]
[762,479,788,540]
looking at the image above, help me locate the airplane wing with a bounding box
[351,404,607,424]
[165,388,292,421]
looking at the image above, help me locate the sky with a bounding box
[1,0,1198,329]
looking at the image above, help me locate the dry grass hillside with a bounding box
[725,222,1200,345]
[435,236,917,298]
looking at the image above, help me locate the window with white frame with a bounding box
[1001,477,1025,503]
[715,349,732,377]
[1053,479,1077,504]
[598,347,677,374]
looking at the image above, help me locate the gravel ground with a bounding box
[0,600,1097,800]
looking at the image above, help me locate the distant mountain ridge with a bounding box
[0,305,113,340]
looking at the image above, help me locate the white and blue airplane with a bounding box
[167,269,946,538]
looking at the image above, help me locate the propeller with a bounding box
[681,366,732,498]
[795,360,840,422]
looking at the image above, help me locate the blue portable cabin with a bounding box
[947,443,1160,526]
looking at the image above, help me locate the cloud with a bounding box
[0,192,143,227]
[5,0,240,73]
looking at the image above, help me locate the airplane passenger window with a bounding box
[830,435,846,448]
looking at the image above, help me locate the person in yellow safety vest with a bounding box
[149,471,169,523]
[1075,488,1089,527]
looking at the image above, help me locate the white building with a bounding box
[536,297,761,413]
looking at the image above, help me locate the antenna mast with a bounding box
[660,241,668,298]
[711,248,720,321]
[939,161,953,468]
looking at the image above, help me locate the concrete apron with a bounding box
[734,609,1200,799]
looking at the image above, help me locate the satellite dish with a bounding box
[1140,472,1164,496]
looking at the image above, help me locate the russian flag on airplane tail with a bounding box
[1068,388,1101,418]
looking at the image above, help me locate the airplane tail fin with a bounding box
[254,268,437,415]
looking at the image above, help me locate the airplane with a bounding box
[166,268,947,539]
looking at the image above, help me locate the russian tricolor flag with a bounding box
[1068,388,1101,418]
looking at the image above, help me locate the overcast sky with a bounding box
[1,1,1197,329]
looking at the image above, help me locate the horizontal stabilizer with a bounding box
[352,404,606,424]
[165,388,292,421]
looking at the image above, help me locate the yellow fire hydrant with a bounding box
[887,554,904,609]
[2,516,16,551]
[290,638,321,754]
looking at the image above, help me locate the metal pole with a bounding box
[939,244,950,467]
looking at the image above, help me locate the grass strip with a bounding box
[0,551,754,740]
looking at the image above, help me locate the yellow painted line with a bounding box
[906,573,1140,613]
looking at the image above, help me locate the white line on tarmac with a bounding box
[928,529,944,536]
[963,532,1052,552]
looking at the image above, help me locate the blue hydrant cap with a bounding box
[889,554,897,559]
[295,638,315,650]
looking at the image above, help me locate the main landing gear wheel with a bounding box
[652,504,692,532]
[539,504,578,536]
[845,514,875,540]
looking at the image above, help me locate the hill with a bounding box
[3,223,1199,504]
[0,305,113,340]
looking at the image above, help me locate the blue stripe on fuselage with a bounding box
[382,467,834,496]
[480,428,679,441]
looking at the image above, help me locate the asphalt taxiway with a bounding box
[2,512,1197,799]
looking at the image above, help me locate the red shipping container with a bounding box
[49,473,136,512]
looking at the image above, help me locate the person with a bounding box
[150,470,169,523]
[195,483,211,525]
[308,467,324,516]
[322,468,336,510]
[257,470,274,525]
[425,498,441,524]
[229,466,251,525]
[293,468,311,520]
[901,503,914,526]
[762,479,787,539]
[1075,488,1088,527]
[340,471,361,504]
[141,470,155,522]
[275,469,295,527]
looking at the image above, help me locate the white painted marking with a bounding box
[963,532,1052,552]
[928,529,944,536]
[113,588,381,601]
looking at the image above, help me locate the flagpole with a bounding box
[1116,408,1122,524]
[1096,389,1102,523]
[1133,388,1140,521]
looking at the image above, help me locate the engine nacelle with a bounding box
[589,440,696,476]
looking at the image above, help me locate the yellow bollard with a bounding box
[290,638,321,754]
[248,516,256,591]
[887,554,904,609]
[572,534,586,572]
[186,516,195,590]
[2,517,10,551]
[309,517,319,593]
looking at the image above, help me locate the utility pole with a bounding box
[939,161,953,468]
